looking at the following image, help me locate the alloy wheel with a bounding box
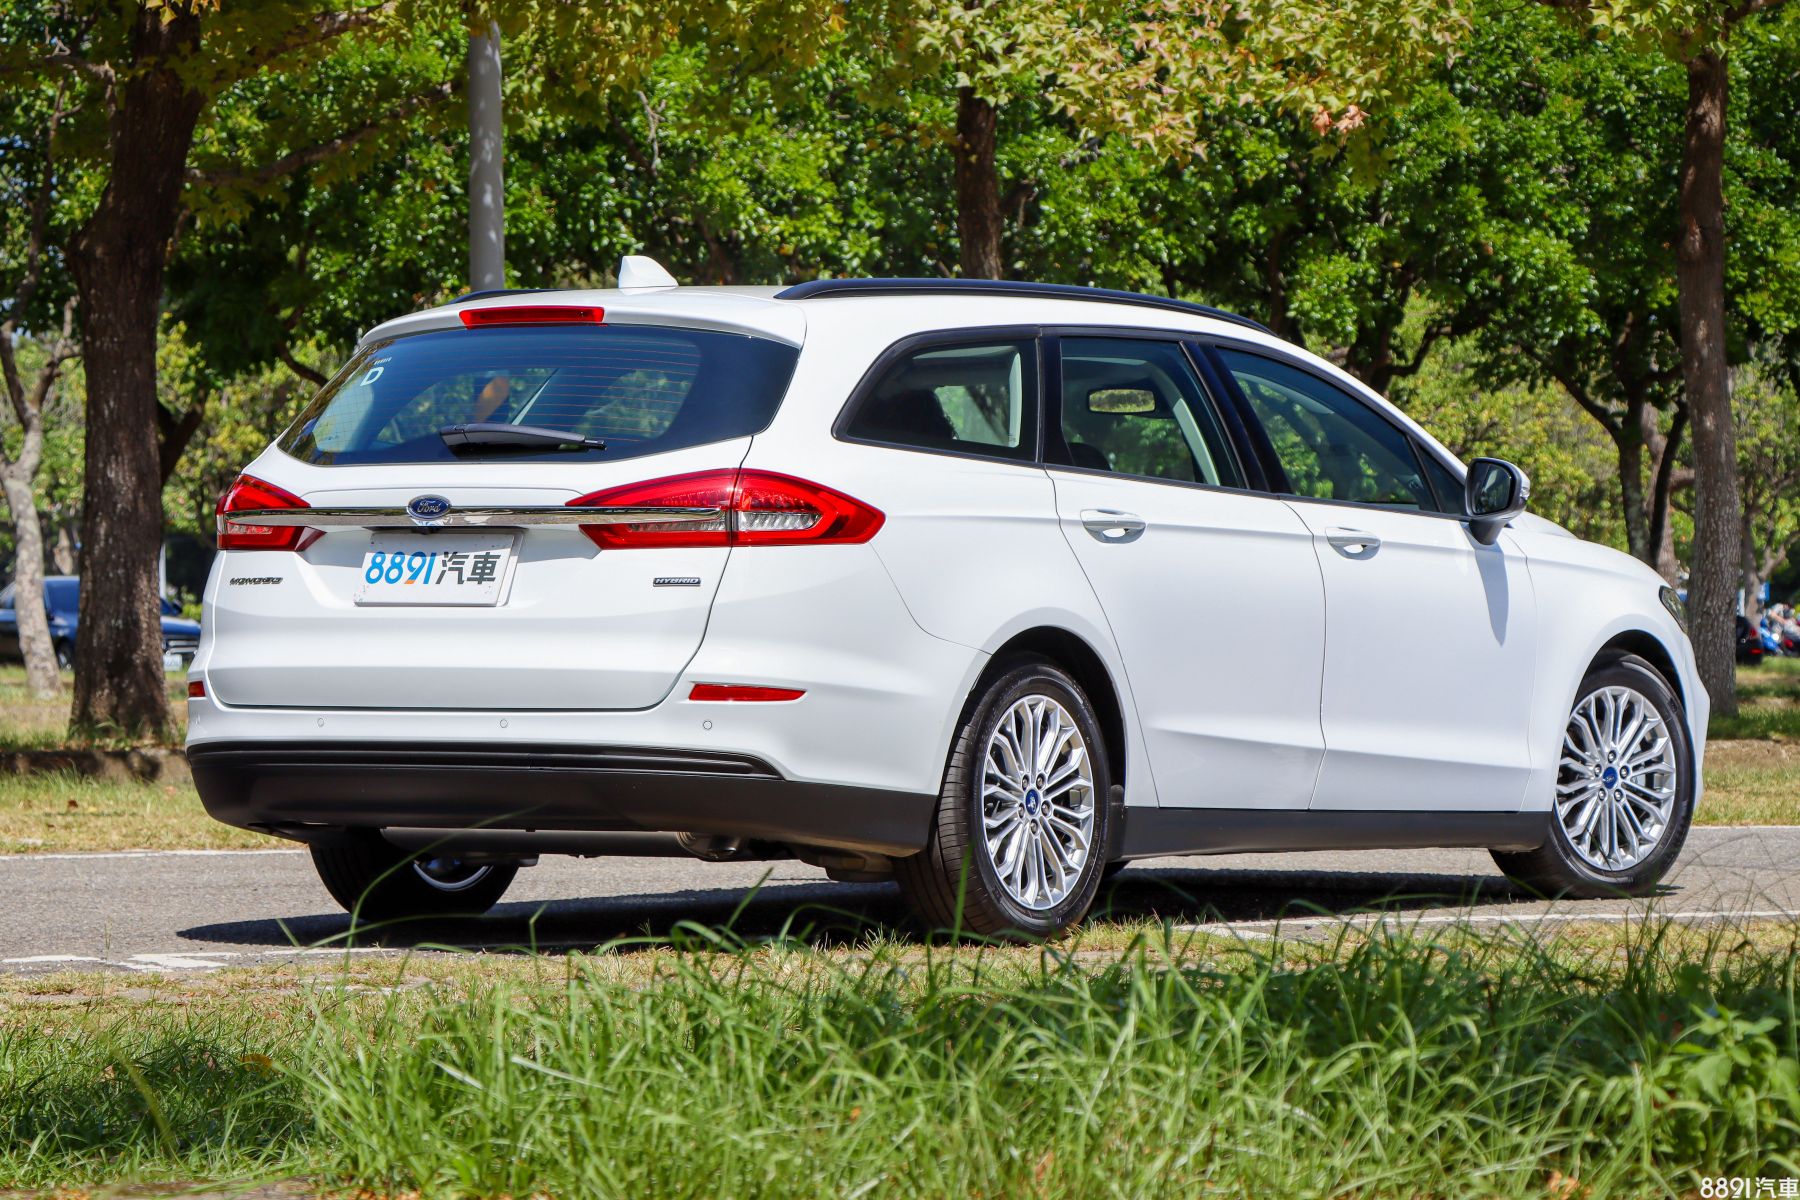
[980,693,1097,910]
[1556,684,1679,872]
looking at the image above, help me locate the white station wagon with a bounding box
[190,260,1705,939]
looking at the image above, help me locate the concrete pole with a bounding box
[467,21,504,292]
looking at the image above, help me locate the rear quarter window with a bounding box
[279,324,799,465]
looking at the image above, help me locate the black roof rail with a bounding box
[772,277,1272,335]
[449,287,549,304]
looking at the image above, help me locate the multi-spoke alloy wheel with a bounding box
[980,694,1097,910]
[411,856,496,893]
[1556,685,1678,871]
[896,659,1113,939]
[1492,653,1693,899]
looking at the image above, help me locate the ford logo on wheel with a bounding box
[406,494,452,523]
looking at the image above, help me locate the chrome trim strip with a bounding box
[225,506,722,529]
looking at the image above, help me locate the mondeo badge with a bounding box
[406,494,452,523]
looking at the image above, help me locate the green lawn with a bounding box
[3,920,1797,1196]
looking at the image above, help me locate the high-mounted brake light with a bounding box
[568,470,884,550]
[459,305,604,328]
[688,683,806,702]
[216,474,312,551]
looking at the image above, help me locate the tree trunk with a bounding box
[1676,50,1740,716]
[65,5,206,741]
[1,477,61,698]
[467,21,504,291]
[954,88,1003,279]
[1648,402,1688,583]
[1741,509,1763,631]
[1614,408,1652,564]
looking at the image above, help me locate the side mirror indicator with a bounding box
[1464,458,1530,546]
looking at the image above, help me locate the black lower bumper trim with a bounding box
[189,741,936,857]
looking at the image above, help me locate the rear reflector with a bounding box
[187,681,206,698]
[459,305,604,327]
[216,474,311,551]
[569,470,883,549]
[688,683,805,702]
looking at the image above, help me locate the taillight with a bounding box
[216,474,311,551]
[568,470,883,550]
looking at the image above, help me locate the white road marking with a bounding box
[1,954,105,965]
[0,848,303,862]
[1176,907,1800,936]
[125,953,236,971]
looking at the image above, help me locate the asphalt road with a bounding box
[3,826,1798,976]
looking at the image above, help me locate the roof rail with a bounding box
[772,278,1271,335]
[450,287,549,305]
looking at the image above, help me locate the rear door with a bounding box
[205,319,799,711]
[1047,334,1327,810]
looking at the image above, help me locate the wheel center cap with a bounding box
[1024,789,1041,815]
[1601,766,1619,788]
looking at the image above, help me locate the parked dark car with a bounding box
[1738,615,1767,666]
[0,576,201,669]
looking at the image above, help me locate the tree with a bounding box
[0,75,78,699]
[1543,0,1791,715]
[844,0,1467,280]
[1735,367,1800,628]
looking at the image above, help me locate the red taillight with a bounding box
[688,683,805,702]
[187,680,206,698]
[568,470,883,550]
[216,474,310,551]
[459,305,604,327]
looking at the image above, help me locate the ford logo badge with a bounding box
[406,494,452,522]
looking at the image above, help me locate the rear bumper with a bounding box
[190,741,936,857]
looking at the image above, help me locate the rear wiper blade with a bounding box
[439,423,606,451]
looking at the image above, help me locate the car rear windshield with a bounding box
[277,323,800,465]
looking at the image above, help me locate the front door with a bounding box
[1214,346,1539,812]
[1048,335,1327,810]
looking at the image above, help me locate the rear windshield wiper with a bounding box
[438,423,606,451]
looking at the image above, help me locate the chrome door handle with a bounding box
[1325,528,1381,556]
[1080,509,1146,543]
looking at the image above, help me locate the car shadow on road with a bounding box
[175,864,1630,955]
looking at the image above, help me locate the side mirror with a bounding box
[1464,457,1530,546]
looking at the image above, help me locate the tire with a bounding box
[896,658,1114,940]
[1491,653,1694,898]
[309,832,518,921]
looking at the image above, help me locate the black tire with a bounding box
[1491,653,1695,898]
[895,658,1114,940]
[309,832,517,921]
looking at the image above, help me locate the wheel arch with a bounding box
[971,626,1129,794]
[1589,629,1686,712]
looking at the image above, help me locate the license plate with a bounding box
[353,533,518,607]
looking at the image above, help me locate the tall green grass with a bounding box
[5,921,1799,1196]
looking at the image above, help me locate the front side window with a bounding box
[1217,348,1438,511]
[842,339,1036,460]
[1054,337,1243,488]
[279,324,800,466]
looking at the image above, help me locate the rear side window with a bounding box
[278,324,799,465]
[1053,337,1243,488]
[841,339,1037,461]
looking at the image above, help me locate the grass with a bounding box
[0,667,187,752]
[0,773,277,853]
[2,919,1799,1196]
[1714,657,1800,741]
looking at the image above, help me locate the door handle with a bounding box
[1325,528,1381,557]
[1080,509,1147,544]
